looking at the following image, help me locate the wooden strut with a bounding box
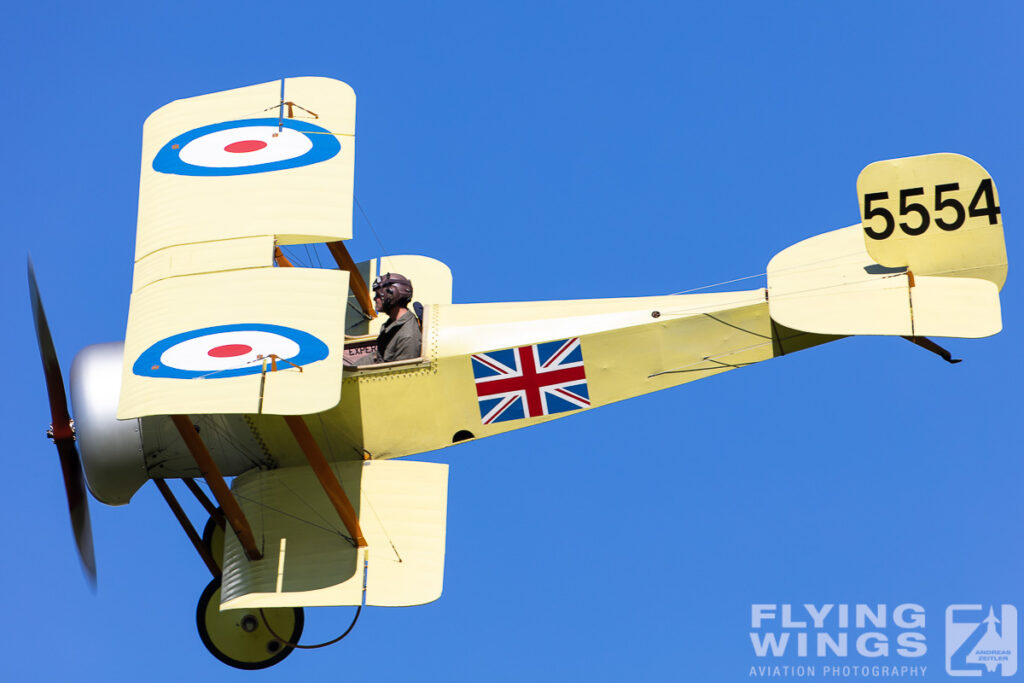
[183,477,225,529]
[154,479,221,578]
[170,415,263,561]
[274,246,293,267]
[276,240,376,321]
[275,241,376,320]
[326,241,377,320]
[283,415,368,548]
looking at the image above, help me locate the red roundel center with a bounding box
[224,140,267,154]
[207,344,253,358]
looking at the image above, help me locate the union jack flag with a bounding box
[472,337,590,424]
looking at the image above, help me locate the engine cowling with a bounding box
[70,343,147,506]
[70,343,277,506]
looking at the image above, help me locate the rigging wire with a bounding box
[666,271,768,295]
[280,246,309,267]
[309,415,370,551]
[355,195,390,260]
[303,242,323,269]
[197,417,265,470]
[655,248,910,319]
[346,301,372,330]
[359,489,404,564]
[192,420,353,549]
[250,411,368,650]
[665,245,997,300]
[230,490,354,544]
[663,248,868,296]
[278,474,349,545]
[315,413,405,563]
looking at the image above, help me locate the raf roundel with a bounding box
[133,323,330,379]
[152,118,341,176]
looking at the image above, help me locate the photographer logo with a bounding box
[946,604,1017,677]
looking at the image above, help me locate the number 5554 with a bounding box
[863,179,1000,241]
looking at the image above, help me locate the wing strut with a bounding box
[274,241,375,320]
[283,415,368,547]
[326,241,377,320]
[273,246,293,267]
[171,415,263,560]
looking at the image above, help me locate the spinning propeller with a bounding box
[28,258,97,588]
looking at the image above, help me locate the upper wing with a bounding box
[135,76,355,265]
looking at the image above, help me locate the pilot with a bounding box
[354,273,422,365]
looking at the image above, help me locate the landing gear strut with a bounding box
[155,483,303,669]
[160,483,358,668]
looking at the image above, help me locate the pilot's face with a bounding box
[373,292,384,313]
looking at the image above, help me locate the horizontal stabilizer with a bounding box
[767,225,1000,338]
[220,460,448,610]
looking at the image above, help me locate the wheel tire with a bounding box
[195,577,303,670]
[201,515,224,571]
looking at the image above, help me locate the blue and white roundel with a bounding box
[133,323,330,379]
[152,118,341,176]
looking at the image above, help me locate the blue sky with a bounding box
[4,2,1024,681]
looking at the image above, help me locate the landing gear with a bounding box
[196,577,304,670]
[201,515,224,571]
[158,483,309,668]
[157,489,362,667]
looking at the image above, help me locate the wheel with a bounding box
[196,577,304,670]
[201,515,224,571]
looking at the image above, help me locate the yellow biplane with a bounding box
[29,77,1007,669]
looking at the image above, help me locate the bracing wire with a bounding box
[229,490,354,544]
[666,272,768,295]
[280,246,309,267]
[355,196,390,259]
[197,418,264,470]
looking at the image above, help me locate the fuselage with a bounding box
[72,288,836,505]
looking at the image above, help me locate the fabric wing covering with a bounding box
[118,267,349,417]
[118,77,357,418]
[219,460,449,609]
[135,76,356,259]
